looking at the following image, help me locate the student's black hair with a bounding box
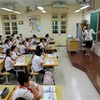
[10,38,12,41]
[35,46,43,56]
[18,72,31,86]
[5,49,11,58]
[44,38,47,42]
[22,41,25,45]
[5,39,9,44]
[6,36,10,39]
[15,97,26,100]
[0,35,2,38]
[45,34,49,38]
[19,34,22,36]
[17,36,19,39]
[11,46,16,51]
[40,38,44,42]
[11,33,14,36]
[26,38,29,42]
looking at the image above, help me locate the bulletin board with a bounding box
[29,15,40,32]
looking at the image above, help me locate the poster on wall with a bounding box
[29,15,40,32]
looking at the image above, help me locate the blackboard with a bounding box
[90,11,99,40]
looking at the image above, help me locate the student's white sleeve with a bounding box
[91,29,96,34]
[23,91,34,100]
[7,57,12,62]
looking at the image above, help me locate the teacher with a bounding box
[84,24,98,56]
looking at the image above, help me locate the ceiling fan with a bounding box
[25,6,32,13]
[76,0,92,4]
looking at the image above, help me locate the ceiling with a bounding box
[0,0,78,10]
[0,0,92,10]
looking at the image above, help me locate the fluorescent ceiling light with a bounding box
[75,9,81,13]
[1,8,13,12]
[80,5,90,10]
[13,11,21,14]
[42,10,46,13]
[37,6,44,10]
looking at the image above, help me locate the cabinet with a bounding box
[67,39,80,52]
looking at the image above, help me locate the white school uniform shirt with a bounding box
[16,39,20,45]
[12,82,38,100]
[26,42,29,47]
[31,38,35,44]
[84,29,96,41]
[39,42,45,48]
[11,51,17,60]
[5,57,13,71]
[4,44,11,53]
[20,45,26,54]
[32,55,43,72]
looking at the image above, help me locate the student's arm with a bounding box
[29,81,40,100]
[92,29,96,34]
[36,85,43,98]
[9,59,16,64]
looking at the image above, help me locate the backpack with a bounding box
[43,71,54,85]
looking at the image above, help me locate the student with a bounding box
[4,39,11,53]
[19,34,25,42]
[5,49,16,75]
[12,72,43,100]
[0,35,3,43]
[26,38,30,47]
[38,38,46,48]
[31,35,37,44]
[6,36,10,39]
[11,46,19,60]
[10,38,14,46]
[32,46,46,76]
[20,41,27,54]
[16,36,21,45]
[45,34,50,42]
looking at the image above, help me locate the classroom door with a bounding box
[52,13,67,46]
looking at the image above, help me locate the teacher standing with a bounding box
[84,24,98,56]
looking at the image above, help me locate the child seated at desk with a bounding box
[5,49,16,75]
[11,46,20,60]
[0,35,3,44]
[16,36,21,45]
[32,46,46,77]
[31,34,37,44]
[20,41,27,54]
[26,38,30,47]
[38,38,46,48]
[4,39,11,53]
[12,72,43,100]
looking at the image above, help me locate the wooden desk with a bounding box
[13,54,33,71]
[67,39,80,52]
[0,48,4,53]
[0,59,4,71]
[0,85,15,100]
[45,45,56,51]
[43,57,58,67]
[55,85,63,100]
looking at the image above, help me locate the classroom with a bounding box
[0,0,100,100]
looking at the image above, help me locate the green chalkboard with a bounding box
[90,11,99,40]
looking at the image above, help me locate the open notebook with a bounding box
[0,54,6,59]
[40,86,57,100]
[31,45,36,49]
[15,60,25,65]
[48,54,56,58]
[45,59,54,64]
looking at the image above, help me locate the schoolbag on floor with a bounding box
[43,71,54,85]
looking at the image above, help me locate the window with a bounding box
[2,15,18,36]
[52,13,67,34]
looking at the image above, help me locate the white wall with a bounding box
[0,5,84,38]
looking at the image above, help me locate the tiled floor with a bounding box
[54,47,100,100]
